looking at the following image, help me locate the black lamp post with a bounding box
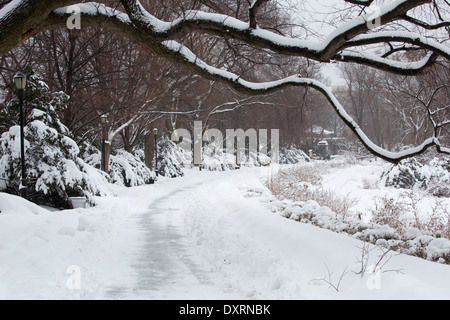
[153,128,158,177]
[101,115,108,173]
[13,72,27,199]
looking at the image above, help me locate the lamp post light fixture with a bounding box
[13,72,27,199]
[100,115,109,173]
[153,128,158,177]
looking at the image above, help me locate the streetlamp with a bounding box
[101,115,109,173]
[14,72,27,199]
[153,128,158,177]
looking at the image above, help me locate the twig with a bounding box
[310,263,348,292]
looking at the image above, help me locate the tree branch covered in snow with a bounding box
[0,0,449,162]
[249,0,270,29]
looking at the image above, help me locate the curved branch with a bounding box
[345,31,450,60]
[159,40,449,163]
[335,51,439,76]
[403,14,450,30]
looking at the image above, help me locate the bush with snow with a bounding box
[369,191,450,240]
[202,151,237,171]
[383,158,423,189]
[83,146,156,187]
[200,143,273,171]
[110,149,157,186]
[0,71,111,208]
[382,157,450,197]
[0,119,109,209]
[422,158,450,197]
[156,135,184,178]
[1,68,67,134]
[266,164,358,220]
[200,140,236,171]
[279,146,310,164]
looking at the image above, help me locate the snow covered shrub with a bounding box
[422,158,450,197]
[0,67,67,135]
[0,71,110,208]
[202,151,237,171]
[200,139,270,171]
[279,146,310,164]
[83,146,156,187]
[242,150,272,167]
[424,198,450,239]
[110,149,156,186]
[370,194,408,236]
[370,191,450,240]
[403,192,450,239]
[266,165,358,221]
[156,135,184,178]
[200,139,235,171]
[383,157,450,197]
[383,158,422,189]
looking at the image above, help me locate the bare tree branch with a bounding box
[249,0,270,29]
[199,0,224,14]
[404,14,450,30]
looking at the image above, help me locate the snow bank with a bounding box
[0,192,49,216]
[248,186,450,264]
[0,187,151,299]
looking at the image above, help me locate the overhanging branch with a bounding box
[0,0,448,163]
[159,40,449,163]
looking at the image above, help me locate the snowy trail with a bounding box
[102,178,239,299]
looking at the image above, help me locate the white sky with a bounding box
[275,0,352,85]
[321,64,346,86]
[276,0,449,86]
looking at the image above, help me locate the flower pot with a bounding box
[69,197,87,209]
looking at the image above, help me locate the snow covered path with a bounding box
[1,167,450,299]
[102,177,242,299]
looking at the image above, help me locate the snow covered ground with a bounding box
[1,164,449,300]
[320,158,450,223]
